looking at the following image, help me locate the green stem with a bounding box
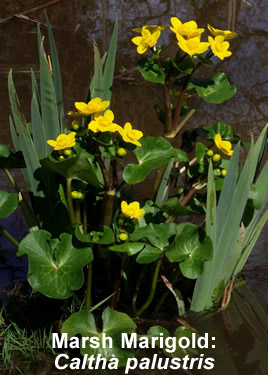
[85,262,93,311]
[66,178,76,225]
[0,225,20,248]
[102,189,116,227]
[132,264,147,314]
[163,85,172,133]
[135,259,162,317]
[83,199,88,234]
[152,165,167,202]
[154,265,181,313]
[165,98,203,139]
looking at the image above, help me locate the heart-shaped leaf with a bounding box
[0,190,19,219]
[130,223,176,250]
[17,230,93,298]
[166,224,213,279]
[136,244,162,263]
[41,151,102,187]
[137,58,165,84]
[123,137,188,184]
[146,325,199,358]
[203,122,240,142]
[109,242,144,255]
[189,73,236,104]
[161,197,203,217]
[61,307,136,366]
[75,225,114,245]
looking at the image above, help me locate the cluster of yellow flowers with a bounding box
[47,98,143,151]
[132,17,237,61]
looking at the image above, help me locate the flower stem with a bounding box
[85,262,93,311]
[0,225,20,248]
[66,178,76,225]
[165,98,203,139]
[132,264,147,314]
[135,259,162,316]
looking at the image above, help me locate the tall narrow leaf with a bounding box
[8,70,42,197]
[38,24,60,141]
[102,20,118,103]
[31,70,48,158]
[45,12,64,131]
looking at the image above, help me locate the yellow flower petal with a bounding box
[118,122,143,146]
[214,133,233,156]
[207,24,238,40]
[47,132,76,151]
[131,26,161,54]
[209,36,232,60]
[170,17,204,39]
[75,97,109,116]
[121,201,145,219]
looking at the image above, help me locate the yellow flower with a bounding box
[75,97,110,116]
[88,110,121,133]
[214,134,233,156]
[132,26,161,54]
[118,122,143,146]
[177,34,209,56]
[208,36,232,60]
[207,24,238,40]
[47,132,76,151]
[132,25,168,34]
[121,201,145,219]
[170,17,204,39]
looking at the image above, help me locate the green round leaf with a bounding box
[109,242,144,255]
[61,307,136,367]
[75,225,114,245]
[17,230,93,298]
[130,223,176,251]
[188,73,236,104]
[203,122,239,142]
[41,151,102,187]
[136,244,162,264]
[166,224,213,279]
[137,58,165,84]
[0,190,19,219]
[123,137,187,184]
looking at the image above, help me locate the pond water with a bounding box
[0,0,267,373]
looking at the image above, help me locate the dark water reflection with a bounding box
[0,0,267,372]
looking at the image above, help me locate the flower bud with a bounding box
[59,155,65,161]
[71,191,79,199]
[119,233,129,241]
[212,154,221,163]
[72,120,80,130]
[116,147,127,158]
[63,148,72,156]
[206,149,214,157]
[77,192,84,200]
[221,169,227,177]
